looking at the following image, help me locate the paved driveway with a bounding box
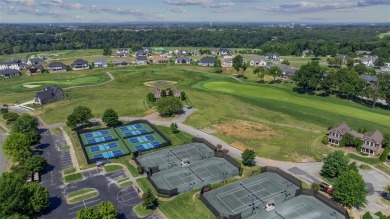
[0,134,9,173]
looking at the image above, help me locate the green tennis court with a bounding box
[84,140,130,161]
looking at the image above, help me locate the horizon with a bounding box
[0,0,389,23]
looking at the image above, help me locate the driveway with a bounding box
[0,134,9,173]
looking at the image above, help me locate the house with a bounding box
[29,58,44,65]
[112,58,128,66]
[71,59,89,70]
[198,56,216,67]
[219,49,233,56]
[142,47,152,54]
[151,56,169,65]
[48,62,67,72]
[328,123,351,146]
[250,57,267,67]
[302,50,311,56]
[170,87,181,98]
[328,123,384,156]
[116,48,129,57]
[361,130,383,155]
[210,49,219,55]
[152,87,181,101]
[175,56,191,64]
[0,61,19,70]
[152,88,162,100]
[266,53,281,61]
[11,58,28,64]
[136,56,148,65]
[135,49,147,57]
[340,54,351,64]
[94,59,108,68]
[222,57,233,67]
[361,56,378,67]
[0,69,21,78]
[356,50,371,56]
[266,64,297,79]
[26,64,45,75]
[192,50,201,56]
[359,75,377,84]
[34,86,65,105]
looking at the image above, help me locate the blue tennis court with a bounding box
[84,130,110,138]
[92,149,124,159]
[90,146,101,152]
[134,141,160,152]
[123,129,150,138]
[86,136,114,145]
[128,135,155,144]
[106,142,118,149]
[119,124,144,132]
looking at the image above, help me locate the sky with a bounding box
[0,0,389,23]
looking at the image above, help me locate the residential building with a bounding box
[152,87,181,101]
[175,56,191,64]
[116,48,129,57]
[359,75,377,84]
[0,61,19,70]
[29,58,44,65]
[135,49,147,57]
[48,62,67,72]
[151,56,169,65]
[94,59,108,68]
[356,50,371,56]
[250,57,267,67]
[266,53,281,61]
[222,57,233,67]
[198,56,216,67]
[328,123,384,156]
[142,47,152,54]
[0,69,21,78]
[219,49,233,56]
[210,49,219,55]
[361,56,378,67]
[112,58,128,66]
[26,64,45,75]
[267,63,297,79]
[340,54,351,64]
[71,59,89,70]
[136,56,148,65]
[34,86,65,105]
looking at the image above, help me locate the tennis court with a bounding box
[137,143,215,170]
[114,123,168,152]
[274,195,345,219]
[203,172,300,218]
[149,157,239,193]
[83,130,110,138]
[84,140,130,161]
[79,128,119,146]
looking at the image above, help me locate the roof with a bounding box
[330,123,351,135]
[0,69,21,75]
[359,75,377,83]
[0,61,18,65]
[199,56,216,64]
[28,64,45,70]
[362,56,378,62]
[219,48,232,53]
[30,58,44,64]
[251,56,265,61]
[152,88,161,94]
[35,86,64,104]
[73,59,88,65]
[267,53,280,57]
[171,87,180,93]
[136,56,148,61]
[48,62,66,68]
[136,50,147,56]
[364,130,383,144]
[223,58,232,62]
[94,59,107,65]
[112,58,127,63]
[176,56,191,62]
[349,130,364,139]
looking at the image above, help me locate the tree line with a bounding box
[0,25,389,61]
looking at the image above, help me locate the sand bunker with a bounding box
[23,84,41,88]
[143,80,177,87]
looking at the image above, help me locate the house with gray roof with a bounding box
[361,56,378,67]
[250,57,266,67]
[219,49,233,56]
[328,123,351,146]
[0,69,21,78]
[175,56,191,64]
[136,56,148,65]
[26,64,45,75]
[198,56,216,67]
[116,48,129,57]
[29,58,44,65]
[266,53,281,61]
[135,49,147,57]
[267,63,297,79]
[0,61,19,70]
[71,59,89,70]
[34,86,65,105]
[94,59,108,68]
[359,75,377,84]
[48,62,67,72]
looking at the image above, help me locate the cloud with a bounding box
[165,0,233,8]
[357,0,390,6]
[168,7,187,13]
[39,0,83,9]
[209,2,234,8]
[1,0,35,6]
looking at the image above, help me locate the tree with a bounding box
[102,108,119,127]
[180,91,186,101]
[383,133,390,147]
[23,182,49,215]
[0,108,8,114]
[293,61,324,93]
[232,55,243,74]
[333,169,367,208]
[76,207,100,219]
[142,189,157,209]
[147,93,156,102]
[311,182,320,191]
[365,83,382,108]
[156,96,183,117]
[241,149,256,166]
[67,106,93,128]
[103,46,112,56]
[342,133,358,147]
[170,123,179,134]
[321,150,349,179]
[380,147,390,162]
[253,66,267,82]
[131,43,142,52]
[241,62,248,77]
[0,172,26,217]
[281,59,290,65]
[3,133,31,162]
[97,201,117,219]
[66,65,72,71]
[24,155,47,174]
[3,112,19,124]
[12,114,40,145]
[354,63,367,75]
[269,66,283,83]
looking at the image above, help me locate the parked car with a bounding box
[2,104,8,107]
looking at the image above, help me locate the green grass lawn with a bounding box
[104,164,123,172]
[64,172,83,183]
[158,191,214,219]
[155,125,194,146]
[116,157,139,177]
[136,177,157,196]
[68,191,99,204]
[63,167,76,175]
[347,153,380,165]
[134,205,154,217]
[67,188,95,198]
[379,32,390,39]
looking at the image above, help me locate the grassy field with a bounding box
[379,32,390,39]
[104,164,123,172]
[64,172,83,183]
[63,167,76,175]
[136,177,157,196]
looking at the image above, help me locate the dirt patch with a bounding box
[144,109,156,115]
[231,141,249,151]
[214,120,278,140]
[23,84,41,88]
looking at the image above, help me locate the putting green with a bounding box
[202,81,390,127]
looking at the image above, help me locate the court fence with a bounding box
[298,189,350,219]
[200,185,241,219]
[146,170,179,197]
[260,166,302,193]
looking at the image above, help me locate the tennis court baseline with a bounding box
[92,149,124,159]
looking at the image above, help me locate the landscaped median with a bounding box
[133,205,154,217]
[63,167,83,184]
[117,178,133,188]
[67,188,99,204]
[104,164,123,173]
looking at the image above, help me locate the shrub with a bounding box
[137,165,144,174]
[356,140,363,152]
[380,147,390,162]
[238,165,243,176]
[147,93,156,103]
[311,183,320,191]
[321,136,328,145]
[363,212,372,219]
[0,108,8,114]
